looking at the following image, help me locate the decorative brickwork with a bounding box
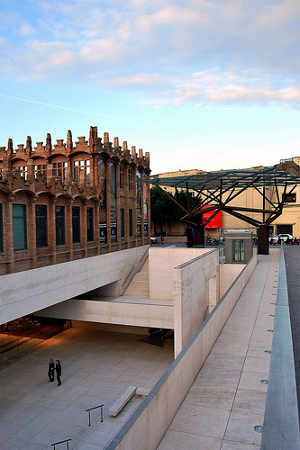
[0,126,150,275]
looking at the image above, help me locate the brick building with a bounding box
[0,126,150,275]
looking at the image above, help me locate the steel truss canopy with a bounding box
[148,165,300,231]
[150,166,300,191]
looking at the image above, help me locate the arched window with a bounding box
[73,158,90,183]
[51,157,68,182]
[34,158,47,181]
[12,161,27,180]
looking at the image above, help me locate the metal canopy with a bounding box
[150,166,300,192]
[147,165,300,253]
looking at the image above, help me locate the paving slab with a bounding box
[0,328,173,449]
[159,249,280,449]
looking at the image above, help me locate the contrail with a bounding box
[0,94,120,119]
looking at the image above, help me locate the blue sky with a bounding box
[1,0,300,174]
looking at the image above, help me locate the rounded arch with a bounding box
[11,157,26,164]
[73,193,88,202]
[31,155,47,162]
[70,150,90,158]
[55,192,72,201]
[11,188,36,199]
[48,153,68,161]
[36,190,55,199]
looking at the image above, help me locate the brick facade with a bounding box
[0,126,150,275]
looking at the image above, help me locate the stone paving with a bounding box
[158,249,280,449]
[0,327,173,449]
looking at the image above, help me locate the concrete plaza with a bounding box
[0,327,173,449]
[0,249,281,449]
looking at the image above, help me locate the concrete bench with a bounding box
[108,386,136,417]
[136,388,151,398]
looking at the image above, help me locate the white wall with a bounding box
[149,247,210,301]
[37,247,220,357]
[35,298,174,329]
[0,246,149,324]
[149,247,220,356]
[220,264,245,298]
[174,249,220,356]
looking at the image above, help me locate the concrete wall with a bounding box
[0,246,149,324]
[220,264,245,298]
[149,247,210,301]
[36,247,219,355]
[174,249,220,356]
[72,321,149,335]
[35,298,174,329]
[105,252,257,450]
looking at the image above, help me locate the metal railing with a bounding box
[261,249,300,448]
[51,438,71,449]
[86,404,104,426]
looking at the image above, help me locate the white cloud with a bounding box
[79,38,121,62]
[1,0,300,108]
[107,73,166,88]
[19,22,35,36]
[142,70,300,109]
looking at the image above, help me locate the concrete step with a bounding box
[123,257,150,297]
[124,287,149,296]
[123,263,150,297]
[140,259,149,272]
[125,289,149,294]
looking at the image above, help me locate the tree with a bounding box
[150,187,201,235]
[150,186,178,235]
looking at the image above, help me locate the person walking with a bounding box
[55,360,62,386]
[48,358,54,382]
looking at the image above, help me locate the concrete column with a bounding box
[258,224,269,255]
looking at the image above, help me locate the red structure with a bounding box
[202,206,222,229]
[0,126,150,275]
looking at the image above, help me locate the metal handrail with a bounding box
[51,438,71,449]
[86,404,104,426]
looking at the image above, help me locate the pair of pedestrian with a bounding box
[48,358,62,386]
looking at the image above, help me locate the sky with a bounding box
[0,0,300,175]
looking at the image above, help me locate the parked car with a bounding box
[150,236,158,244]
[270,234,294,244]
